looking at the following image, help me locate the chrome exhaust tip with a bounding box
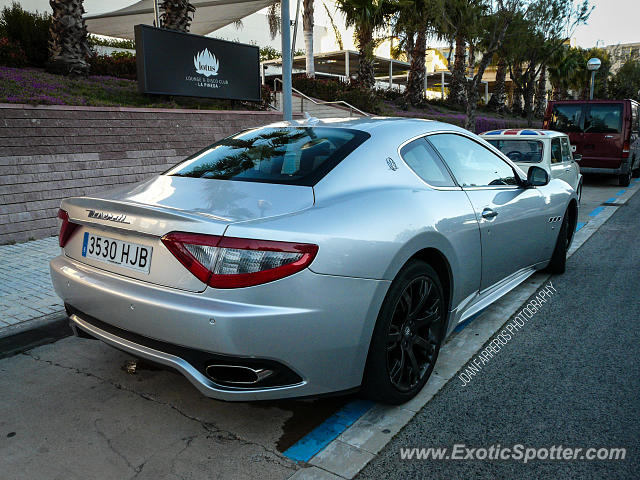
[205,364,274,386]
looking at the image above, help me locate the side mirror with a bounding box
[573,154,582,162]
[527,166,550,187]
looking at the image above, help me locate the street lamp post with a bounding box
[587,57,601,100]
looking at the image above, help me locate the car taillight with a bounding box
[161,232,318,288]
[58,209,79,247]
[622,140,630,158]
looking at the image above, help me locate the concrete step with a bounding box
[274,92,365,118]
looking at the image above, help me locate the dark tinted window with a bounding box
[585,104,623,133]
[549,104,583,132]
[486,139,543,163]
[166,127,369,186]
[560,137,572,162]
[400,139,456,187]
[631,103,638,131]
[550,138,562,164]
[429,134,518,187]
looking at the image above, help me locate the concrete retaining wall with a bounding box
[0,104,285,244]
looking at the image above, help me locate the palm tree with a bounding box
[490,55,508,113]
[303,0,315,77]
[335,0,395,88]
[266,3,280,40]
[47,0,91,76]
[534,64,547,117]
[548,46,581,100]
[436,0,484,106]
[393,0,437,106]
[159,0,196,32]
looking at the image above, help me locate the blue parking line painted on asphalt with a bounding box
[575,222,586,232]
[589,206,605,217]
[605,197,617,203]
[283,399,374,462]
[616,189,626,196]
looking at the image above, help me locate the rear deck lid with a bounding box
[61,176,314,292]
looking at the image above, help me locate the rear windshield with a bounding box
[486,139,544,163]
[585,104,623,133]
[166,127,369,186]
[548,104,583,132]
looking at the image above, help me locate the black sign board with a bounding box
[135,24,260,101]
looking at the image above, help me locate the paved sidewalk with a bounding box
[0,236,64,335]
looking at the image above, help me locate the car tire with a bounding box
[619,171,631,187]
[546,209,570,274]
[362,260,446,405]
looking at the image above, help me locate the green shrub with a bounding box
[0,2,51,67]
[88,53,137,80]
[88,35,135,50]
[0,36,26,67]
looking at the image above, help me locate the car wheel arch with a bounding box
[384,246,454,323]
[567,198,578,243]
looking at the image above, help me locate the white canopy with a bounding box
[85,0,277,40]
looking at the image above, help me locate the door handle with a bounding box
[481,208,498,219]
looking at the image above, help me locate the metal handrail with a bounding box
[273,78,370,117]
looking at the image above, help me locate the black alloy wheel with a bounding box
[362,260,446,404]
[387,276,442,392]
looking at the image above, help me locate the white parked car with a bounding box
[481,129,583,201]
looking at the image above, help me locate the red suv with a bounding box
[543,99,640,186]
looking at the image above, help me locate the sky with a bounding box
[572,0,639,47]
[2,0,639,49]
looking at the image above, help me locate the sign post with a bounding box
[135,25,260,102]
[281,0,293,121]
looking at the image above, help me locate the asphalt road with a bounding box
[357,183,640,478]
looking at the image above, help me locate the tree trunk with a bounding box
[355,26,375,88]
[535,65,547,118]
[464,85,478,131]
[524,80,535,126]
[449,35,466,106]
[405,28,427,106]
[511,63,523,113]
[47,0,91,76]
[303,0,314,77]
[160,0,196,32]
[488,57,507,113]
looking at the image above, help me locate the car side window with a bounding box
[560,138,572,163]
[550,138,562,164]
[399,138,456,187]
[427,133,518,187]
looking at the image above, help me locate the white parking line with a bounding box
[290,182,640,479]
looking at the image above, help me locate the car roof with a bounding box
[262,116,469,137]
[480,129,565,138]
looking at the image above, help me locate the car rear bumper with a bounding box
[50,255,389,400]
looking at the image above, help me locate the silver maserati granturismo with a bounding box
[50,117,578,404]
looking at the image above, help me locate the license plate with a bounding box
[82,232,152,274]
